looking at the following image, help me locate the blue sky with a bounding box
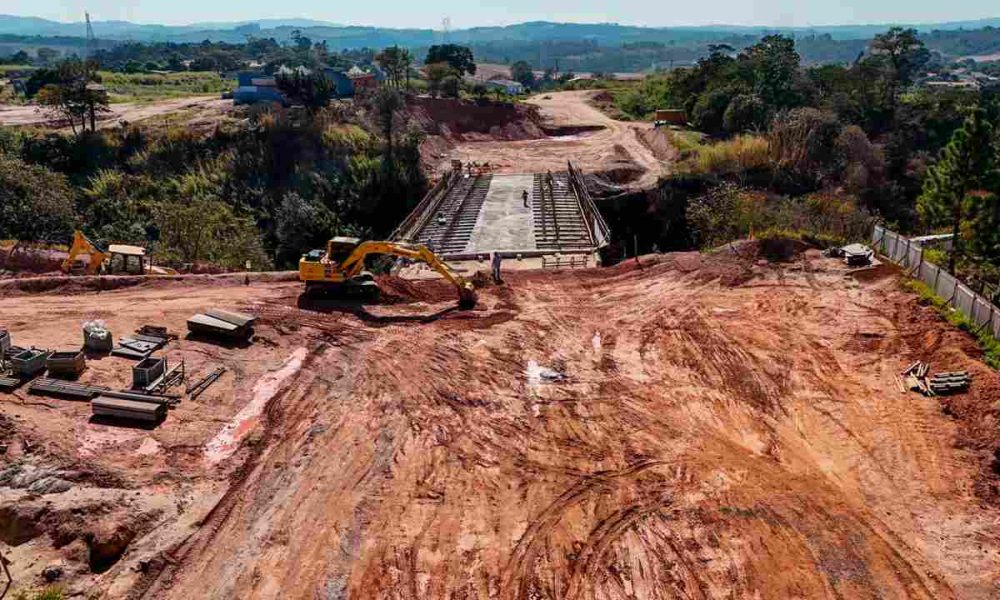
[5,0,998,29]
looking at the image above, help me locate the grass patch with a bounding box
[679,134,771,176]
[664,129,706,159]
[902,278,1000,369]
[98,71,232,104]
[12,588,64,600]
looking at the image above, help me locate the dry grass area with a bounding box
[2,251,1000,598]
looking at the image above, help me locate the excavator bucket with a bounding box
[458,283,478,309]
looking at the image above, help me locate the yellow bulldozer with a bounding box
[299,237,477,308]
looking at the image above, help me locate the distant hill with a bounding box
[1,15,998,73]
[1,15,999,46]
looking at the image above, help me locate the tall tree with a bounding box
[510,61,535,88]
[869,27,930,104]
[375,45,414,89]
[275,68,334,113]
[739,35,803,110]
[425,44,476,76]
[35,59,110,135]
[372,87,403,160]
[917,108,996,271]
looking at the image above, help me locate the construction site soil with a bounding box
[3,250,1000,598]
[427,91,669,189]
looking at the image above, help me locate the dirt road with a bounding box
[0,96,231,129]
[442,90,669,189]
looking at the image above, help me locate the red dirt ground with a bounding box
[428,91,669,189]
[4,250,998,598]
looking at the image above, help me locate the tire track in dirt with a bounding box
[500,459,668,599]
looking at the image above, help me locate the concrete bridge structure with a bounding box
[392,163,610,269]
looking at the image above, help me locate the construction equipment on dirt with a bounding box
[139,359,185,395]
[10,348,50,378]
[29,377,102,400]
[83,320,113,353]
[132,356,166,389]
[187,366,225,400]
[61,231,147,276]
[92,396,166,423]
[0,329,9,356]
[62,230,109,275]
[137,325,177,341]
[299,238,477,308]
[900,361,972,396]
[45,349,87,378]
[187,308,256,340]
[929,371,972,395]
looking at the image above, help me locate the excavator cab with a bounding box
[299,238,477,308]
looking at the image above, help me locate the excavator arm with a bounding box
[340,241,477,307]
[61,231,108,275]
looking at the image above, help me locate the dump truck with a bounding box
[298,238,477,308]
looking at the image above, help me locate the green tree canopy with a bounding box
[510,61,536,88]
[918,107,997,270]
[0,153,77,242]
[425,44,476,76]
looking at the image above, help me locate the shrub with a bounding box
[687,183,874,249]
[0,154,77,242]
[723,94,768,133]
[769,107,841,188]
[683,135,771,177]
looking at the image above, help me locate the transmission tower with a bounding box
[85,12,97,59]
[440,17,451,44]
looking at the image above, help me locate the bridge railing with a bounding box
[567,161,611,249]
[390,168,461,243]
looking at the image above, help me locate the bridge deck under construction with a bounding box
[392,163,610,262]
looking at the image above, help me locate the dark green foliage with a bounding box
[0,95,427,268]
[510,61,536,88]
[424,45,476,76]
[918,108,998,270]
[723,94,768,133]
[691,87,737,135]
[375,46,414,89]
[0,153,77,242]
[275,69,334,112]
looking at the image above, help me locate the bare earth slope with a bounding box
[441,91,667,188]
[138,253,1000,599]
[0,96,230,129]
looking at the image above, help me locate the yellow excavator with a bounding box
[61,230,108,275]
[299,237,477,308]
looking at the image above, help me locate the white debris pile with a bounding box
[83,319,113,351]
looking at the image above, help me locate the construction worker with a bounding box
[522,189,530,208]
[491,252,503,284]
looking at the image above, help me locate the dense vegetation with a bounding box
[2,18,1000,73]
[609,29,1000,292]
[0,88,426,270]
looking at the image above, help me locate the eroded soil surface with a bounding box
[437,91,669,189]
[3,252,1000,598]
